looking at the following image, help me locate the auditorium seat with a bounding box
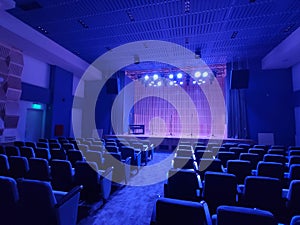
[289,150,300,157]
[150,197,212,225]
[239,153,260,170]
[0,176,19,225]
[0,154,10,176]
[237,143,251,151]
[105,145,119,153]
[172,156,197,170]
[164,169,201,202]
[74,161,113,202]
[226,160,252,184]
[36,142,49,149]
[213,205,277,225]
[256,161,285,180]
[50,149,67,160]
[198,158,223,180]
[202,172,237,214]
[286,180,300,224]
[103,153,131,184]
[25,141,37,150]
[5,146,20,157]
[217,152,236,167]
[288,165,300,182]
[222,143,238,151]
[27,158,51,181]
[195,150,214,162]
[51,159,74,191]
[211,146,226,155]
[120,146,141,173]
[229,147,247,159]
[248,148,265,160]
[8,156,29,178]
[268,149,286,156]
[263,154,287,166]
[34,147,51,161]
[17,178,82,225]
[14,141,25,148]
[49,143,62,150]
[19,146,35,159]
[84,150,104,170]
[77,144,88,154]
[67,150,84,167]
[62,143,75,152]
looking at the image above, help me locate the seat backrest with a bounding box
[50,159,73,191]
[155,197,211,225]
[36,142,49,149]
[105,146,119,153]
[67,150,83,167]
[268,149,285,156]
[289,165,300,181]
[20,146,35,159]
[173,156,196,170]
[217,152,236,167]
[239,153,260,169]
[226,160,252,184]
[216,205,277,225]
[62,143,75,151]
[120,146,135,159]
[203,172,237,213]
[243,176,282,215]
[263,154,287,165]
[14,141,25,147]
[195,150,213,161]
[176,149,194,158]
[257,161,284,180]
[0,154,10,176]
[222,143,238,151]
[34,147,51,161]
[198,158,223,177]
[167,169,201,201]
[289,150,300,157]
[50,149,67,160]
[84,150,103,169]
[248,148,265,160]
[229,147,247,158]
[0,176,19,225]
[25,141,37,150]
[287,180,300,217]
[49,143,61,150]
[77,144,88,154]
[28,158,50,181]
[17,179,57,225]
[8,156,29,178]
[5,146,20,157]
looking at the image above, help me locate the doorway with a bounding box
[25,109,45,141]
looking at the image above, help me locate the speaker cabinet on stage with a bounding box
[230,70,249,89]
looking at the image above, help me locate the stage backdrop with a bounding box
[131,66,226,138]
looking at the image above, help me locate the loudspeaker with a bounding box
[106,78,119,94]
[230,70,249,89]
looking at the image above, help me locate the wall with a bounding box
[246,65,294,146]
[292,63,300,145]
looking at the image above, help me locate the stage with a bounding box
[105,134,256,151]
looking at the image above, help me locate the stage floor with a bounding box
[105,134,256,151]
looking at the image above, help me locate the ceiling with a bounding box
[6,0,300,67]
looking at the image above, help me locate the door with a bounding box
[25,109,44,141]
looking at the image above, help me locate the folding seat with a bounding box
[290,216,300,225]
[253,144,269,152]
[103,153,131,184]
[248,148,265,160]
[288,165,300,182]
[222,143,238,151]
[150,197,212,225]
[74,161,113,202]
[17,178,82,225]
[198,158,223,180]
[81,140,92,146]
[207,143,221,151]
[50,149,67,160]
[288,156,300,167]
[217,152,236,167]
[49,143,62,150]
[229,147,247,159]
[194,145,207,151]
[270,145,286,150]
[14,140,25,148]
[77,144,88,154]
[49,139,59,143]
[177,144,192,151]
[263,154,287,165]
[8,156,29,178]
[34,147,51,161]
[88,144,103,152]
[67,150,84,167]
[176,149,194,158]
[289,146,300,151]
[5,146,20,157]
[214,205,277,225]
[202,172,237,214]
[226,160,252,184]
[256,161,285,180]
[237,143,251,151]
[239,153,260,170]
[59,139,69,145]
[211,146,226,155]
[62,143,75,152]
[105,145,119,153]
[51,159,74,191]
[120,146,141,173]
[25,141,37,150]
[36,142,49,149]
[38,138,48,143]
[19,146,35,159]
[131,142,149,165]
[164,169,201,202]
[241,176,284,220]
[172,156,197,170]
[27,158,51,181]
[268,149,285,156]
[69,140,79,150]
[286,180,300,223]
[289,150,300,157]
[140,139,154,160]
[0,176,20,225]
[84,150,104,170]
[195,150,214,162]
[0,154,10,176]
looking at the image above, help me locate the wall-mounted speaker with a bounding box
[230,69,249,89]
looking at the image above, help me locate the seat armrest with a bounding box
[200,200,213,225]
[282,188,289,199]
[237,184,244,194]
[251,169,257,175]
[55,185,83,208]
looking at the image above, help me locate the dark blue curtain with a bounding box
[226,64,248,139]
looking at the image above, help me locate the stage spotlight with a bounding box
[169,81,174,86]
[177,73,183,79]
[179,81,183,85]
[202,80,206,84]
[144,75,149,81]
[169,74,174,79]
[149,83,153,86]
[202,71,208,77]
[174,83,178,86]
[157,81,162,86]
[192,80,197,84]
[194,71,201,78]
[151,81,155,84]
[174,80,177,83]
[153,74,159,80]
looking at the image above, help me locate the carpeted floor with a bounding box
[78,152,172,225]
